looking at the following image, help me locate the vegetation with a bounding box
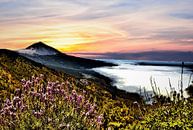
[1,75,103,129]
[128,85,193,130]
[1,51,193,129]
[132,100,193,129]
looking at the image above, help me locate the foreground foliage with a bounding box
[0,75,102,129]
[128,100,193,130]
[128,81,193,130]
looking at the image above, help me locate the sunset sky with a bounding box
[0,0,193,54]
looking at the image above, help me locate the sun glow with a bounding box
[46,32,97,52]
[39,24,124,53]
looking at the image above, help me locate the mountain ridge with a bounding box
[26,41,61,54]
[19,42,116,68]
[14,42,117,84]
[18,42,60,55]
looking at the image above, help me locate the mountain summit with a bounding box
[18,42,60,55]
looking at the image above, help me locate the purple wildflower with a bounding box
[5,98,11,106]
[60,89,65,96]
[64,96,69,101]
[77,95,83,105]
[34,92,41,98]
[97,115,103,125]
[34,77,40,83]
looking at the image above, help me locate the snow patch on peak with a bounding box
[18,48,58,56]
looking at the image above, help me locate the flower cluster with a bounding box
[0,74,103,129]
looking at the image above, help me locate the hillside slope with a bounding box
[0,49,70,100]
[0,49,143,128]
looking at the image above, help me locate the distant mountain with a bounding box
[75,51,193,62]
[18,42,60,55]
[17,42,116,78]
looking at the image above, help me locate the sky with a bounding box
[0,0,193,54]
